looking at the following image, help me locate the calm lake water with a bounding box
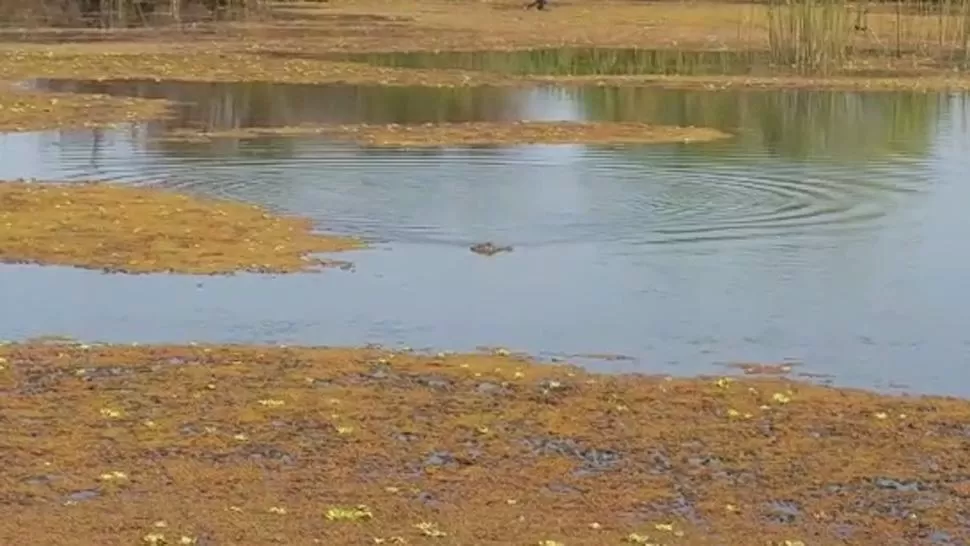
[1,79,969,395]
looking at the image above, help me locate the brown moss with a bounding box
[1,342,969,545]
[161,121,732,146]
[0,83,170,132]
[0,181,362,275]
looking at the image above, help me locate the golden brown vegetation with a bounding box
[2,342,970,545]
[0,181,362,274]
[0,0,266,27]
[159,121,733,146]
[0,0,969,91]
[0,82,169,131]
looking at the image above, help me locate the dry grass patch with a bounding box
[0,83,170,131]
[0,49,496,86]
[0,181,362,274]
[1,342,970,544]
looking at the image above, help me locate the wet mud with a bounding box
[2,342,970,545]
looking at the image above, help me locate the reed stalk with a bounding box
[0,0,265,27]
[767,0,853,73]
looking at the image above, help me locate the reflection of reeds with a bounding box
[573,86,942,160]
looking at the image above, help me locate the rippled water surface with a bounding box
[2,80,969,394]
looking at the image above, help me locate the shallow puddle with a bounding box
[2,80,970,395]
[324,47,773,76]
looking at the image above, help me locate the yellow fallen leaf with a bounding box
[326,505,373,521]
[414,522,446,537]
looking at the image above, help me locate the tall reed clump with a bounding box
[0,0,266,28]
[873,0,970,63]
[767,0,853,73]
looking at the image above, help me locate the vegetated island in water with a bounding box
[157,121,733,147]
[2,341,969,545]
[0,180,363,275]
[0,83,170,132]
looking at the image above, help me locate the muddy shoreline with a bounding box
[2,341,969,545]
[0,82,170,132]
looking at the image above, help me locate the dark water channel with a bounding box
[1,79,969,395]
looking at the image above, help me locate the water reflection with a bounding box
[572,87,943,160]
[30,79,945,162]
[1,81,969,395]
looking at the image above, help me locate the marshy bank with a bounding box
[4,0,970,90]
[0,82,169,132]
[0,180,362,274]
[2,342,970,545]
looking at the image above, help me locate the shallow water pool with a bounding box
[2,79,969,395]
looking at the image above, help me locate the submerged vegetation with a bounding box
[2,342,970,544]
[0,181,362,274]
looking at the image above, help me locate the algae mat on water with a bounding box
[2,342,970,544]
[161,121,733,146]
[0,181,362,274]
